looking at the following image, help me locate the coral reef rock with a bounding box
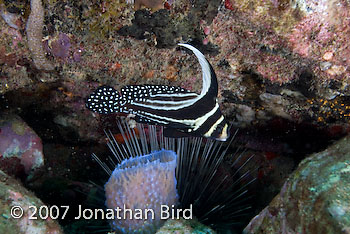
[0,169,63,233]
[243,134,350,233]
[220,0,350,83]
[0,114,44,179]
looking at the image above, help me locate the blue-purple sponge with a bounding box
[105,149,178,233]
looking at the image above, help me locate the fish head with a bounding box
[85,85,121,114]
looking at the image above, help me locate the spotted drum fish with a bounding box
[85,44,229,141]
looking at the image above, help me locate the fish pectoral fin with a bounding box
[163,127,192,138]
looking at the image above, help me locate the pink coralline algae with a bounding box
[288,0,350,80]
[213,0,350,83]
[105,149,178,233]
[210,11,298,84]
[256,54,297,83]
[0,114,44,178]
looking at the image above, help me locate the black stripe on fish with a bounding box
[85,44,229,141]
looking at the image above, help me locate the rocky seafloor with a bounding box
[0,0,350,233]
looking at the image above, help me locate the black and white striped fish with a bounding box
[85,44,229,141]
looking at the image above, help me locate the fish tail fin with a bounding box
[85,85,122,114]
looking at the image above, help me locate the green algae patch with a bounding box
[156,218,216,234]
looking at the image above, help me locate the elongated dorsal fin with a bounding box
[178,43,213,97]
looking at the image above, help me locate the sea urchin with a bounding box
[93,118,256,232]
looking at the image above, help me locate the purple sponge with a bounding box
[104,149,178,233]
